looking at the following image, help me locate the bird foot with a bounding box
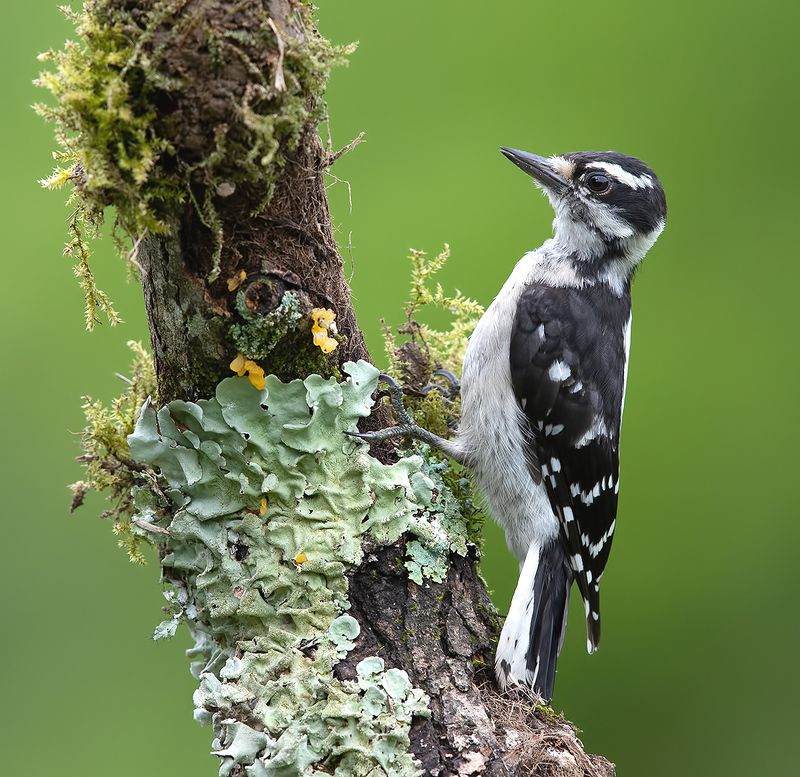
[346,374,419,444]
[346,373,458,457]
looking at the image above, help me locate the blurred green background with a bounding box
[1,1,798,774]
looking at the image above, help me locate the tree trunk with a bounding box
[46,1,616,774]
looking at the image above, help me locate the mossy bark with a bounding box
[54,1,615,774]
[139,128,370,403]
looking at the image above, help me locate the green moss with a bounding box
[407,390,451,440]
[36,1,354,326]
[380,245,487,548]
[534,702,562,725]
[70,341,156,563]
[127,361,472,775]
[383,245,484,381]
[259,325,342,385]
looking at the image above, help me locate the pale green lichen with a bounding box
[328,613,360,656]
[230,288,303,361]
[127,361,467,775]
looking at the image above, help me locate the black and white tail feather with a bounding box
[495,541,572,700]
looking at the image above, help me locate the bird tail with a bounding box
[495,540,572,702]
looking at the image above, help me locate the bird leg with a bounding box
[347,373,465,463]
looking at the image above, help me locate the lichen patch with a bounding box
[126,360,471,775]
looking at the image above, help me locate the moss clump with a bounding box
[410,389,455,439]
[381,243,480,450]
[36,0,355,325]
[261,322,343,384]
[381,245,486,546]
[383,244,484,386]
[70,341,156,563]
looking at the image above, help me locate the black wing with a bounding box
[510,283,630,651]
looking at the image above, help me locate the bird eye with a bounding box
[585,172,612,194]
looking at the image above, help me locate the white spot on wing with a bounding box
[548,360,571,382]
[575,417,611,449]
[587,519,616,558]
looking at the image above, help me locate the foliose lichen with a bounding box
[127,360,470,775]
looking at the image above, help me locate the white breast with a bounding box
[455,248,563,560]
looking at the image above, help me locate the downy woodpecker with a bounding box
[351,148,666,701]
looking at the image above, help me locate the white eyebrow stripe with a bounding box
[586,161,654,190]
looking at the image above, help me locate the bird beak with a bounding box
[500,147,568,193]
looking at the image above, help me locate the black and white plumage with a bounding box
[510,283,628,658]
[349,148,666,702]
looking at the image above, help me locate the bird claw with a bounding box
[376,373,416,426]
[345,374,418,445]
[421,368,461,400]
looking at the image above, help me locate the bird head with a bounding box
[500,147,666,281]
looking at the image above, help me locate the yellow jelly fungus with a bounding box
[230,352,247,376]
[244,360,266,391]
[230,354,266,389]
[312,307,336,329]
[227,269,247,292]
[260,496,268,516]
[313,331,338,354]
[310,308,338,354]
[294,552,308,566]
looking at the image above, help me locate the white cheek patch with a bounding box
[582,198,634,239]
[549,155,576,180]
[586,161,654,190]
